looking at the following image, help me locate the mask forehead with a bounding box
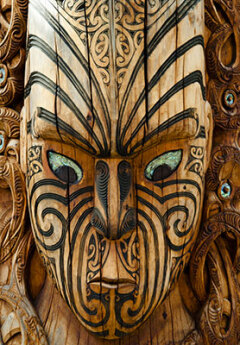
[25,0,206,157]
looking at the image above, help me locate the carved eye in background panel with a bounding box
[48,151,83,184]
[145,150,182,182]
[223,90,236,108]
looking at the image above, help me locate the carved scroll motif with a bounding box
[205,0,240,129]
[0,0,28,263]
[0,107,26,263]
[0,1,48,344]
[61,0,162,86]
[183,1,240,344]
[0,232,48,345]
[0,0,28,107]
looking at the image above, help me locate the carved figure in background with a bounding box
[184,1,240,343]
[21,0,212,339]
[0,1,48,344]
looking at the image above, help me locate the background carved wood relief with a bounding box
[0,0,239,344]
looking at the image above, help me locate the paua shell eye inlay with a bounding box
[145,150,182,181]
[0,134,5,151]
[0,66,6,84]
[220,182,232,198]
[223,90,236,108]
[48,151,83,184]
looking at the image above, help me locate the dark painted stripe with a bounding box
[136,198,168,316]
[155,179,201,194]
[136,185,196,206]
[69,186,94,202]
[30,179,67,203]
[30,179,92,203]
[70,197,93,221]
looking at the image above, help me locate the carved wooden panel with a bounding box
[183,0,240,344]
[0,0,239,344]
[0,0,48,344]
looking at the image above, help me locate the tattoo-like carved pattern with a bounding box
[27,146,43,182]
[185,146,204,180]
[24,0,211,339]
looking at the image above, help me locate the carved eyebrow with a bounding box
[33,107,97,154]
[126,108,199,155]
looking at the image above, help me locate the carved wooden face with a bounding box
[22,0,212,339]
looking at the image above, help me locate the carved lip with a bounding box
[89,278,136,292]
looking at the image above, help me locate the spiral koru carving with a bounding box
[0,232,48,345]
[0,0,28,107]
[0,108,26,263]
[61,0,166,86]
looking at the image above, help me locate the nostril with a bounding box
[120,208,136,236]
[90,208,107,236]
[118,161,132,203]
[91,208,136,240]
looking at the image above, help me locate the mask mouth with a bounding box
[89,277,136,293]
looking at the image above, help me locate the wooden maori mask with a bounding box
[21,0,212,339]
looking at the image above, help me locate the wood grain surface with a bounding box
[0,0,239,344]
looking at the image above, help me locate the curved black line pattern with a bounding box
[136,182,198,252]
[29,172,201,333]
[117,0,203,149]
[30,178,93,307]
[154,179,201,194]
[90,208,107,236]
[37,107,96,153]
[120,208,136,235]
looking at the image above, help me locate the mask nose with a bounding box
[92,159,135,239]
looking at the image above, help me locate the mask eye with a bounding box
[48,151,83,184]
[145,150,182,181]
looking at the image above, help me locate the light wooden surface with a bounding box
[0,0,239,344]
